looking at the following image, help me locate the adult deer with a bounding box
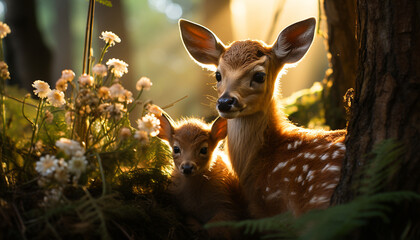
[179,18,346,217]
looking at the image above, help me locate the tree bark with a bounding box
[322,0,357,129]
[4,0,52,91]
[332,0,420,238]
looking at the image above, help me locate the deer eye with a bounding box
[215,72,222,82]
[199,147,208,155]
[252,72,266,84]
[173,146,181,154]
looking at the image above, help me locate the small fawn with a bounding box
[157,113,244,238]
[179,18,346,217]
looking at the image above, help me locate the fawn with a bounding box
[157,113,244,238]
[179,18,346,217]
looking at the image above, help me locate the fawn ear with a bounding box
[210,117,227,142]
[157,112,175,143]
[179,19,225,69]
[272,17,316,64]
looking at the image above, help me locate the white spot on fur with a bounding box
[335,142,346,151]
[328,165,341,172]
[308,185,314,192]
[273,162,287,173]
[313,139,318,143]
[287,143,292,150]
[307,170,315,181]
[304,153,310,158]
[320,153,329,161]
[325,184,337,189]
[289,165,296,171]
[309,154,317,159]
[297,175,303,182]
[297,153,303,158]
[266,190,282,200]
[332,150,342,159]
[309,195,329,204]
[302,165,309,172]
[321,163,331,172]
[315,145,324,150]
[265,187,270,192]
[290,192,297,195]
[284,177,290,182]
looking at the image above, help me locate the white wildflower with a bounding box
[78,74,94,87]
[32,80,51,99]
[35,155,58,177]
[61,69,75,82]
[98,86,110,99]
[47,89,66,107]
[68,154,88,177]
[0,22,11,39]
[119,127,132,140]
[146,104,162,117]
[109,83,130,102]
[100,31,121,46]
[136,77,152,91]
[106,58,128,78]
[137,113,160,137]
[55,78,68,91]
[55,138,85,156]
[134,130,149,145]
[92,64,108,77]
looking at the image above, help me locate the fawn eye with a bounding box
[173,146,181,154]
[199,147,208,155]
[215,72,222,82]
[252,72,266,84]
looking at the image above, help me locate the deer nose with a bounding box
[181,163,195,175]
[217,96,237,112]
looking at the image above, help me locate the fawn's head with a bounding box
[157,114,227,176]
[179,18,316,119]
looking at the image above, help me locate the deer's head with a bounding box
[179,18,316,119]
[158,114,227,176]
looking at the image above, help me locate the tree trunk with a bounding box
[322,0,357,129]
[52,0,72,81]
[332,0,420,238]
[4,0,52,91]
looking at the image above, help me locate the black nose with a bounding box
[217,96,237,112]
[182,164,194,175]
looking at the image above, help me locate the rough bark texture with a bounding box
[332,0,420,238]
[4,0,52,90]
[322,0,357,129]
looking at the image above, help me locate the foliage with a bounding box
[206,139,420,239]
[0,7,193,238]
[281,82,328,129]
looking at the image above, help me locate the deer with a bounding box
[179,18,347,217]
[157,113,246,239]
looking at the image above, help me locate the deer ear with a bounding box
[272,17,316,64]
[179,19,225,69]
[210,117,227,143]
[157,112,175,143]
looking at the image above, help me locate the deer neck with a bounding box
[227,100,283,181]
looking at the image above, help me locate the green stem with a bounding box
[95,152,107,196]
[0,40,6,169]
[29,99,44,155]
[98,43,110,64]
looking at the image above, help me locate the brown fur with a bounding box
[157,114,246,239]
[179,18,347,217]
